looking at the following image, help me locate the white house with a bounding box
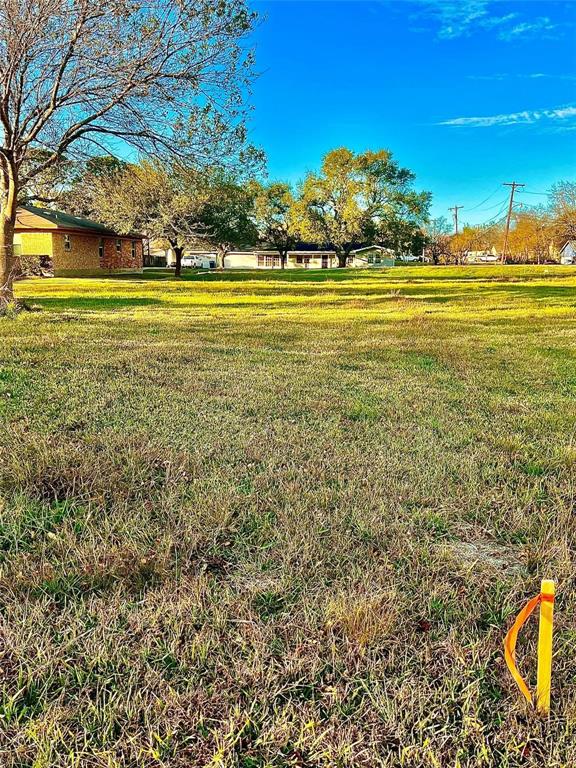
[464,247,500,264]
[175,245,396,270]
[560,241,576,265]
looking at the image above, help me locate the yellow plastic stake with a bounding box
[536,579,555,715]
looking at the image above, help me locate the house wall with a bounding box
[101,237,143,272]
[560,243,576,264]
[179,248,394,270]
[226,252,339,269]
[17,231,54,257]
[14,203,144,275]
[222,251,258,269]
[15,231,143,275]
[286,254,335,270]
[52,232,101,273]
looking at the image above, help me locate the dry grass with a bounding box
[0,265,575,766]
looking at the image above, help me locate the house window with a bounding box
[116,239,122,253]
[131,240,136,259]
[367,255,374,264]
[64,234,71,251]
[257,254,265,267]
[98,238,104,259]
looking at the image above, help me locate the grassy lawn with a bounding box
[1,265,576,766]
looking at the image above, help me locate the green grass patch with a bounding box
[0,265,574,765]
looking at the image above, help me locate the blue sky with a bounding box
[248,1,576,226]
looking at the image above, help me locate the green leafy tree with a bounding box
[198,171,258,268]
[91,159,211,277]
[62,156,129,218]
[298,148,430,267]
[251,182,301,268]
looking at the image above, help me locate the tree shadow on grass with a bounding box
[131,265,576,285]
[23,296,165,312]
[136,268,388,283]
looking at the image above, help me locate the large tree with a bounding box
[90,158,213,277]
[450,223,501,264]
[298,148,430,268]
[251,182,301,268]
[62,155,129,218]
[0,0,256,309]
[550,181,576,244]
[423,216,452,265]
[507,209,553,264]
[198,170,258,268]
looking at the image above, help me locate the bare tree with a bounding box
[423,216,451,265]
[550,181,576,244]
[0,0,256,309]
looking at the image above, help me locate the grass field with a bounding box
[1,265,576,767]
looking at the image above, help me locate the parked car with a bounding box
[182,255,216,269]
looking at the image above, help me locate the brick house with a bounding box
[13,205,143,275]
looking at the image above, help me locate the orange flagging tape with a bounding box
[504,592,555,704]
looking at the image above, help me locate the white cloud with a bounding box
[440,105,576,128]
[408,1,561,40]
[498,16,557,41]
[467,73,576,81]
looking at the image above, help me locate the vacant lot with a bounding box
[1,265,575,767]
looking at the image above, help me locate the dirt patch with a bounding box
[441,538,525,575]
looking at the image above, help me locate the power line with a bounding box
[518,190,550,197]
[502,182,525,264]
[474,197,509,214]
[466,184,503,211]
[482,201,511,226]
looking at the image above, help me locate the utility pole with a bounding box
[449,205,464,235]
[502,182,525,264]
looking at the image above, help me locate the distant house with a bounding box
[13,206,143,275]
[170,244,396,270]
[464,247,500,264]
[560,241,576,265]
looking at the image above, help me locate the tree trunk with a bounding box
[217,247,228,270]
[173,246,183,277]
[0,161,18,312]
[337,251,347,268]
[281,251,286,269]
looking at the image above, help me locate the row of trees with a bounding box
[58,150,573,273]
[424,182,576,265]
[29,147,432,275]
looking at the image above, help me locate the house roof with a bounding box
[350,245,394,255]
[15,205,140,238]
[560,240,576,253]
[257,241,393,254]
